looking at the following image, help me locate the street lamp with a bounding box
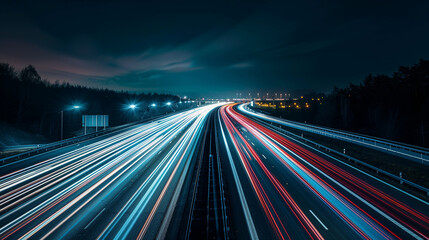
[151,103,156,107]
[129,104,137,110]
[61,105,81,140]
[166,102,171,106]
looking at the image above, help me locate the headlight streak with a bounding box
[0,104,223,240]
[97,106,219,240]
[221,105,322,240]
[238,104,429,239]
[225,104,429,240]
[218,111,259,240]
[224,106,378,239]
[0,114,191,223]
[228,105,396,239]
[136,111,208,240]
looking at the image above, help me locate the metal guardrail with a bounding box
[241,103,429,165]
[253,117,429,197]
[0,127,114,163]
[0,144,44,152]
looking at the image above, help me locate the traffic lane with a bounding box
[240,133,361,239]
[0,118,186,221]
[236,110,429,239]
[227,115,360,240]
[229,129,320,239]
[49,131,188,240]
[0,125,188,239]
[218,113,273,239]
[221,106,339,239]
[216,112,256,240]
[262,124,429,239]
[89,108,213,240]
[224,104,405,239]
[0,108,209,239]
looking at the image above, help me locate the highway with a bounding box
[0,102,428,239]
[218,104,429,240]
[0,103,223,240]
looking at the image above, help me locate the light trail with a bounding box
[0,103,223,239]
[220,104,429,239]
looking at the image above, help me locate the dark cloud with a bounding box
[1,0,429,97]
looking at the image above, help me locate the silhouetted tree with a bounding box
[255,59,429,147]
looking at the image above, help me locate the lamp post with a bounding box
[61,105,81,140]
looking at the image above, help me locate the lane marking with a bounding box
[262,154,267,159]
[274,137,425,239]
[85,208,105,230]
[309,210,328,230]
[251,142,255,146]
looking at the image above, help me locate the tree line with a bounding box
[0,63,181,141]
[257,59,429,148]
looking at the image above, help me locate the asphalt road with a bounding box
[1,102,428,240]
[0,104,222,240]
[217,104,429,240]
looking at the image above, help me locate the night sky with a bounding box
[1,0,429,98]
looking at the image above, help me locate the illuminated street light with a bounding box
[129,104,137,109]
[73,105,80,109]
[166,102,172,106]
[151,103,156,107]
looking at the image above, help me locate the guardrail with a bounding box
[253,117,429,197]
[0,144,44,152]
[240,103,429,165]
[0,127,115,164]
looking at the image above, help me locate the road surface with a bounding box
[217,104,429,240]
[0,102,428,240]
[0,104,222,239]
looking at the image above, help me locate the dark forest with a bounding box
[0,63,181,142]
